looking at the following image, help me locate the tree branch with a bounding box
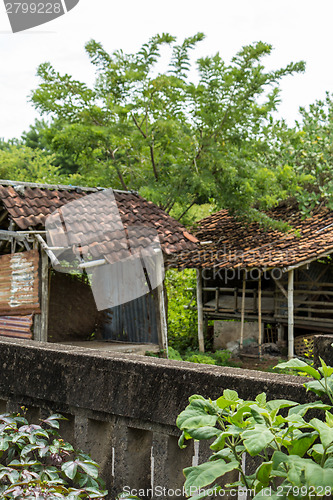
[177,200,196,221]
[150,143,159,181]
[131,113,147,139]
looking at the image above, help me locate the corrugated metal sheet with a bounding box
[101,292,158,344]
[0,250,40,315]
[0,314,33,339]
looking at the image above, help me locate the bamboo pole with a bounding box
[258,272,262,359]
[156,253,168,356]
[240,271,246,351]
[34,249,49,342]
[40,249,49,343]
[288,269,294,359]
[196,269,205,352]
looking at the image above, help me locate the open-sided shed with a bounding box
[176,200,333,358]
[0,179,198,351]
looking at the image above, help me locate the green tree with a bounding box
[29,35,305,219]
[0,144,80,184]
[268,92,333,214]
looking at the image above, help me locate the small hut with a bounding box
[177,201,333,358]
[0,179,198,352]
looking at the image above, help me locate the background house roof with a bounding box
[176,201,333,271]
[0,180,198,256]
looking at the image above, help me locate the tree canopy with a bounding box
[25,34,309,222]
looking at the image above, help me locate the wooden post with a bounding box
[34,249,49,342]
[196,269,205,352]
[288,269,294,359]
[157,282,168,355]
[240,271,246,351]
[258,272,262,359]
[156,255,168,356]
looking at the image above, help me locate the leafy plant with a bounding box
[0,410,107,499]
[165,269,198,352]
[176,358,333,499]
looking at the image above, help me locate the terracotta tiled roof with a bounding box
[0,181,198,256]
[176,202,333,270]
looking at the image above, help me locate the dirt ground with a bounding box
[232,355,287,372]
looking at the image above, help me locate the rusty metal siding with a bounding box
[0,315,33,339]
[0,250,40,315]
[101,292,158,344]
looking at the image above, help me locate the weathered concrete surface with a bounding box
[0,337,313,499]
[0,337,310,424]
[214,320,259,349]
[313,334,333,368]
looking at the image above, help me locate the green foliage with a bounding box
[0,411,107,499]
[275,357,333,405]
[27,35,305,220]
[165,269,198,352]
[0,144,81,185]
[268,92,333,214]
[176,359,333,499]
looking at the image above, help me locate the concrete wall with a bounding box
[313,334,333,368]
[214,320,260,349]
[0,338,311,499]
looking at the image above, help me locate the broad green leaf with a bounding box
[189,395,207,403]
[309,418,333,448]
[177,401,218,430]
[62,461,78,480]
[210,426,242,451]
[305,377,333,398]
[308,443,324,464]
[184,459,238,492]
[323,456,333,468]
[223,389,239,401]
[275,359,320,380]
[209,448,234,461]
[256,461,272,486]
[288,401,331,417]
[266,400,299,412]
[326,411,333,427]
[216,397,238,410]
[255,393,267,407]
[229,405,253,426]
[78,460,99,479]
[305,462,333,489]
[242,425,274,456]
[288,432,317,457]
[287,464,302,486]
[250,408,266,425]
[187,427,221,440]
[319,358,333,378]
[178,431,188,449]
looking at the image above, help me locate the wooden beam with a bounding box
[240,272,246,350]
[34,234,60,267]
[258,273,262,359]
[270,272,288,299]
[288,269,294,359]
[0,230,29,241]
[196,269,205,352]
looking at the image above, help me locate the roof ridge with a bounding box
[0,179,133,195]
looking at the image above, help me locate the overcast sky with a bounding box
[0,0,332,141]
